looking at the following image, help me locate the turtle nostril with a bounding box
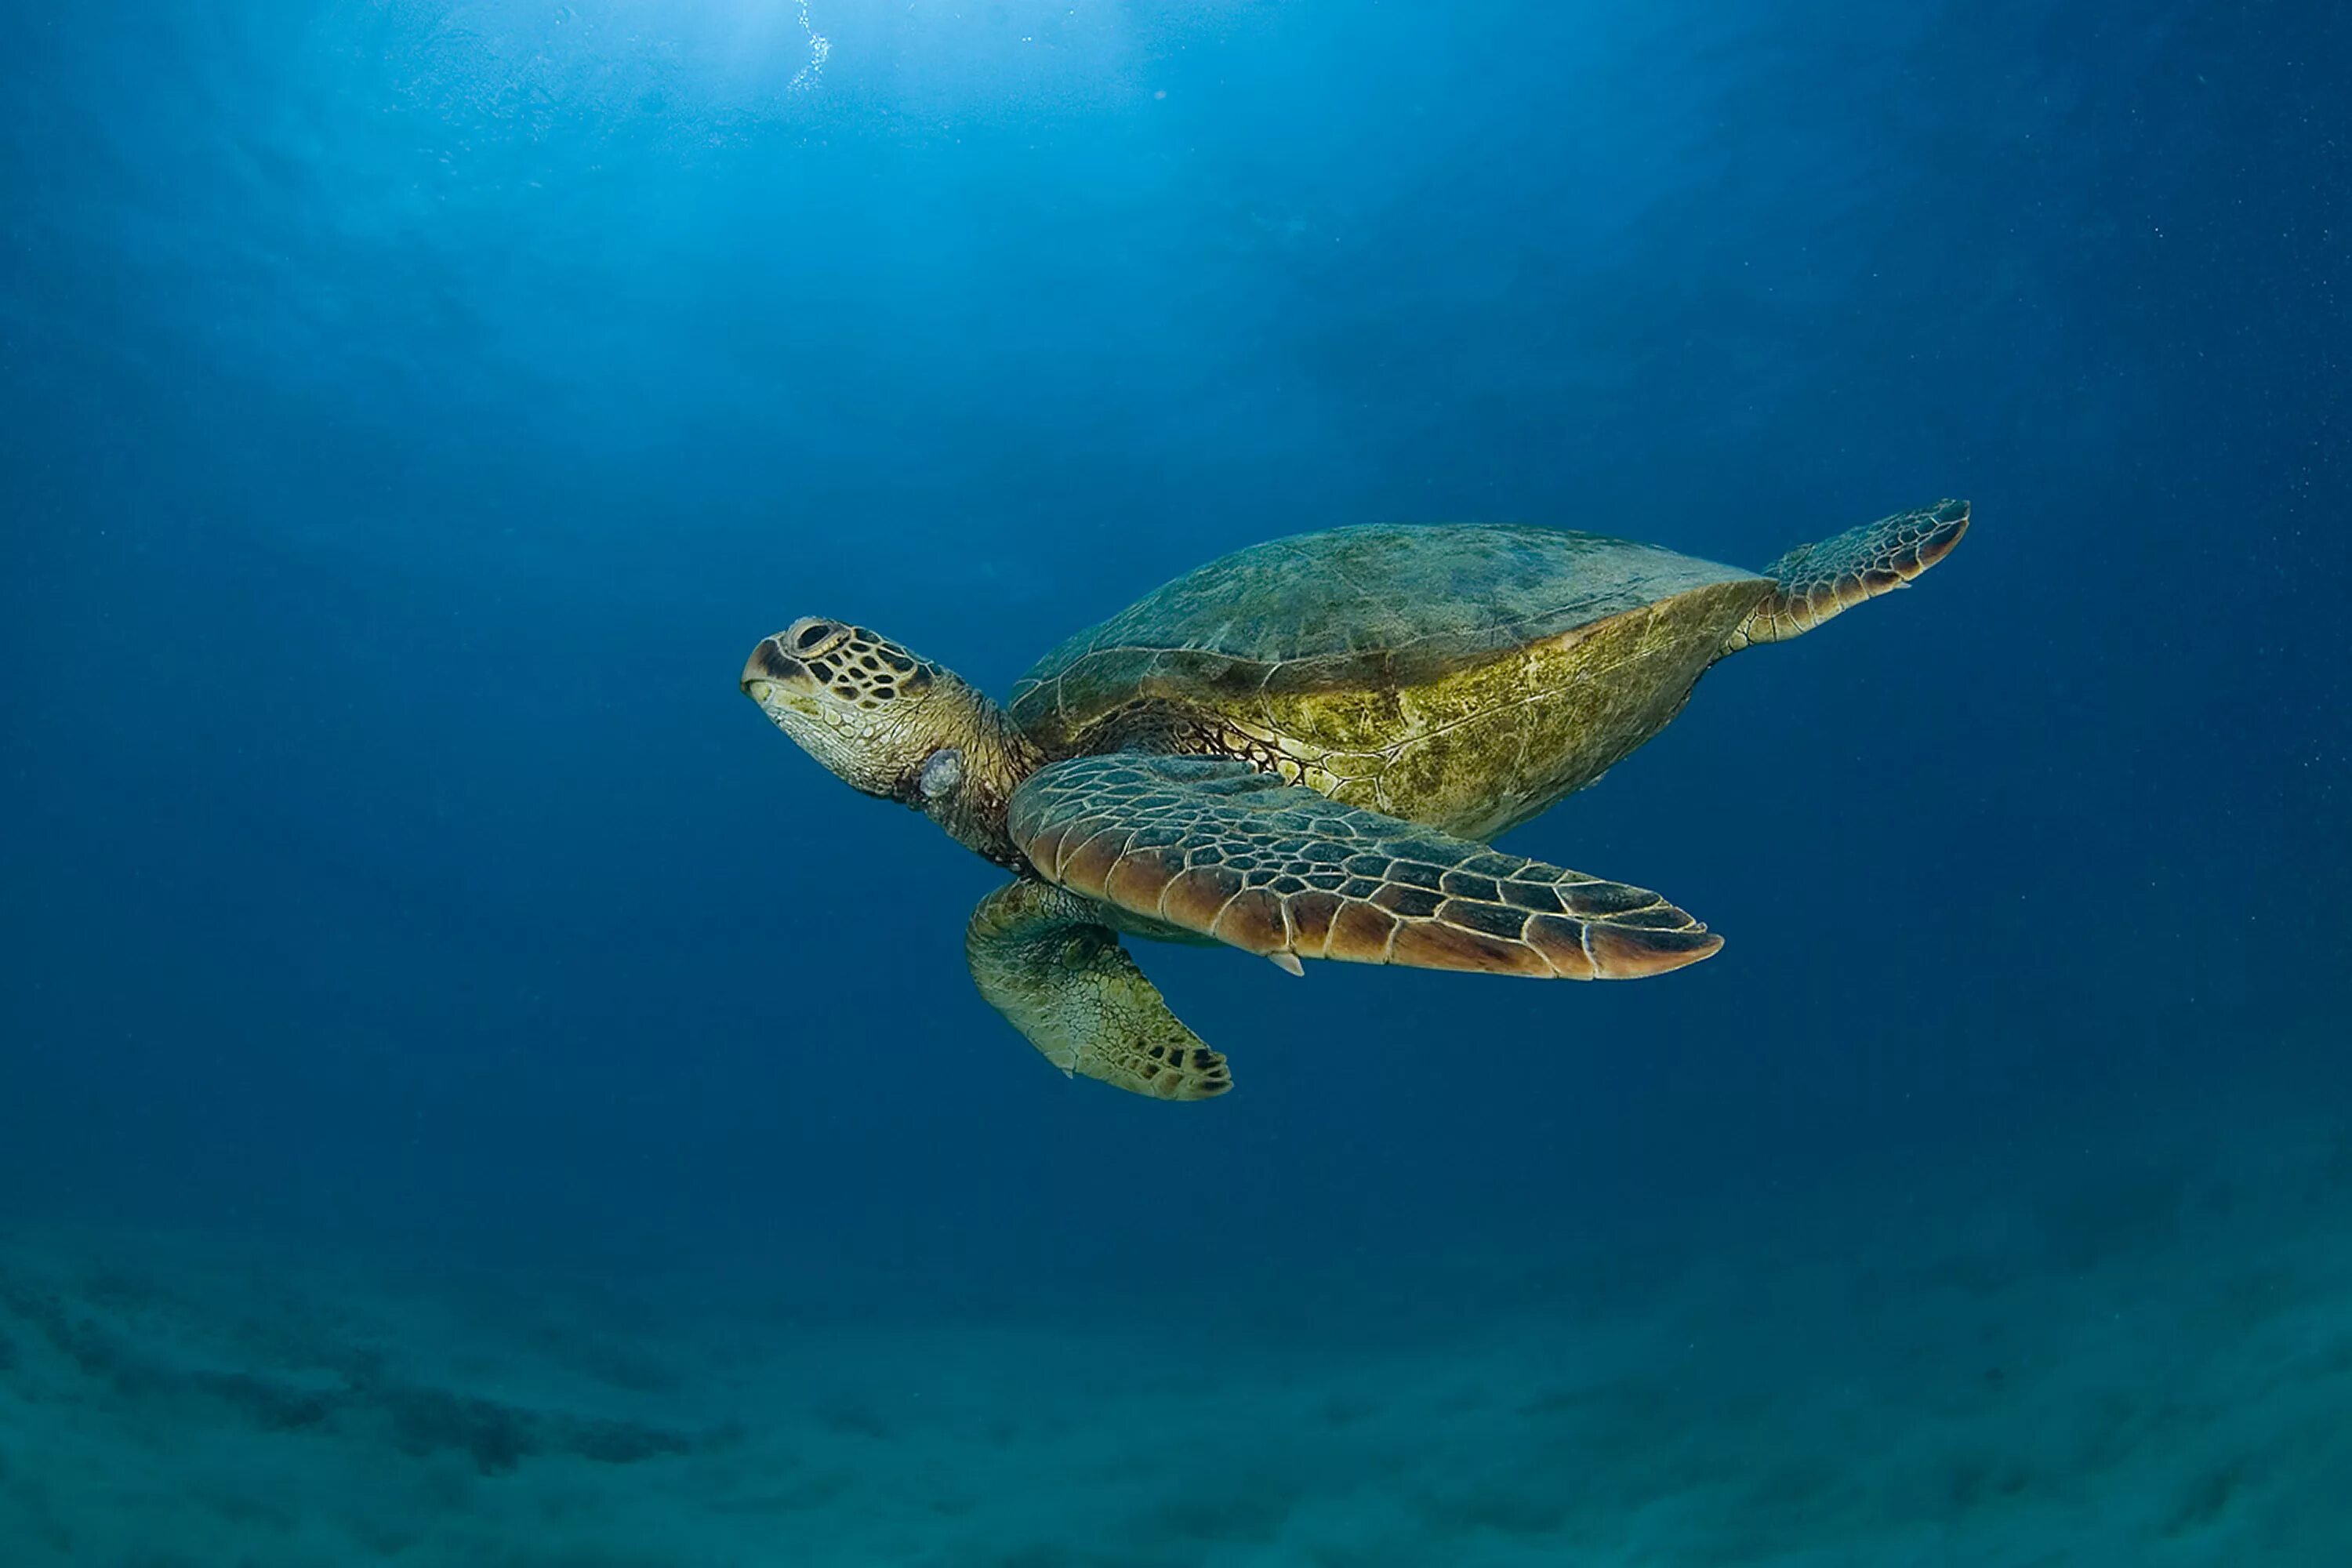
[744,638,808,691]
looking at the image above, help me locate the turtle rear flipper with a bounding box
[1009,755,1721,980]
[967,878,1232,1100]
[1730,498,1970,649]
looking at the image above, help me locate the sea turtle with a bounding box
[742,498,1969,1101]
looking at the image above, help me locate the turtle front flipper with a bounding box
[1730,498,1970,649]
[1009,755,1722,980]
[967,877,1233,1101]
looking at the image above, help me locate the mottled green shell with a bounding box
[1007,523,1768,751]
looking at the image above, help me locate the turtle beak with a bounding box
[742,637,803,704]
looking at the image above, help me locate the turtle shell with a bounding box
[1007,522,1769,751]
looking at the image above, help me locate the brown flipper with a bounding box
[1008,756,1721,981]
[1729,498,1970,649]
[966,877,1232,1100]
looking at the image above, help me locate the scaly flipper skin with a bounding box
[967,877,1233,1100]
[1730,498,1971,649]
[1009,755,1722,980]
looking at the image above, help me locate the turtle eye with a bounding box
[786,618,851,658]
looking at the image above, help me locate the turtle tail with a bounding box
[1727,499,1969,650]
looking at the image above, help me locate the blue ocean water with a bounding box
[2,0,2347,1561]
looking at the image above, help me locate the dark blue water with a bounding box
[4,2,2348,1561]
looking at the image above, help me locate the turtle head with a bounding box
[740,618,971,801]
[742,616,1040,864]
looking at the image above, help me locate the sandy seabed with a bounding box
[5,1110,2350,1567]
